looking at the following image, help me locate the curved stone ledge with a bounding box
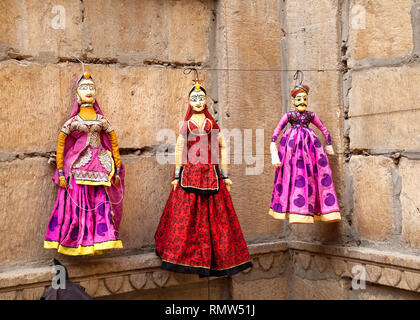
[288,241,420,293]
[0,241,419,299]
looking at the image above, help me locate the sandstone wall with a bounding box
[345,0,420,253]
[0,0,215,266]
[272,0,420,300]
[0,0,419,300]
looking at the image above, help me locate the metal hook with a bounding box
[183,67,199,83]
[293,70,304,86]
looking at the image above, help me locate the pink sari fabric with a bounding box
[46,179,120,252]
[270,110,340,224]
[46,74,125,255]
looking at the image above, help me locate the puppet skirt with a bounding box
[269,127,341,224]
[44,178,122,255]
[155,180,252,277]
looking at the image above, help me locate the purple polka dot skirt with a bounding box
[270,127,341,224]
[44,179,122,255]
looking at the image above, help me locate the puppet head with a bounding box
[76,72,96,106]
[291,84,309,112]
[189,75,207,113]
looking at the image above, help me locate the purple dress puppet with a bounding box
[269,84,341,224]
[44,72,125,255]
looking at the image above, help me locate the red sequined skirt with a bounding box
[155,166,252,277]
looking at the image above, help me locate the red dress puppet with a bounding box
[155,76,252,277]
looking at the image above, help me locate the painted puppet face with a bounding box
[293,92,308,112]
[189,89,206,112]
[77,78,96,105]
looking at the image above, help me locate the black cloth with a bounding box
[40,259,93,300]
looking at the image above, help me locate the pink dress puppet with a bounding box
[44,72,125,255]
[269,84,341,224]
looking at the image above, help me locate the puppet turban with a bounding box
[291,84,310,97]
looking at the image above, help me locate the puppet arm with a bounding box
[109,130,122,185]
[56,131,68,188]
[172,135,185,190]
[271,113,289,142]
[218,133,232,192]
[312,113,334,155]
[270,113,288,167]
[109,131,122,168]
[270,142,281,167]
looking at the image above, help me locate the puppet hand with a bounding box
[114,174,120,185]
[59,175,68,189]
[224,178,232,192]
[270,142,281,168]
[325,144,335,155]
[171,179,178,190]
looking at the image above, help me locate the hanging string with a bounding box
[63,179,124,212]
[59,57,344,72]
[347,108,420,118]
[56,56,124,212]
[71,55,85,74]
[202,67,339,72]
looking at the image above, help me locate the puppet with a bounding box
[269,73,341,224]
[155,69,252,276]
[44,72,125,255]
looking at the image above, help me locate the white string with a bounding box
[71,55,85,74]
[59,56,122,212]
[62,179,124,212]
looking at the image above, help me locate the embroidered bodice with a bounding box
[60,114,115,186]
[288,111,314,128]
[179,117,217,165]
[271,110,332,145]
[61,114,114,148]
[187,117,213,136]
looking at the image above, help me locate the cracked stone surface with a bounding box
[399,158,420,249]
